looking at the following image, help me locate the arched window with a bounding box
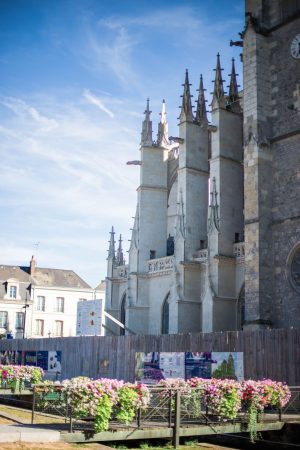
[236,285,245,330]
[161,293,170,334]
[120,293,126,336]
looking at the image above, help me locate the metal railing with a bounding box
[28,384,300,447]
[282,386,300,414]
[31,385,69,424]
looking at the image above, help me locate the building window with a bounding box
[55,321,63,337]
[162,293,170,334]
[120,294,126,336]
[167,235,174,256]
[235,233,240,243]
[36,296,45,311]
[15,312,24,329]
[0,312,8,329]
[9,286,17,299]
[55,297,64,313]
[149,250,156,260]
[35,319,44,336]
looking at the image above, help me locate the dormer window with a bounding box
[4,279,21,301]
[9,286,17,299]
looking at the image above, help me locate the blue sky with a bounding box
[0,0,244,287]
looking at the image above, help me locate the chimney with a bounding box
[30,255,36,276]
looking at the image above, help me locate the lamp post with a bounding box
[22,295,30,339]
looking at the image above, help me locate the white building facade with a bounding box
[0,257,103,338]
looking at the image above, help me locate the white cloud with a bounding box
[87,25,139,89]
[0,90,140,285]
[0,95,58,132]
[83,89,114,118]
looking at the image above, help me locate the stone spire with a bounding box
[116,234,125,266]
[208,177,220,233]
[157,99,170,148]
[211,53,226,110]
[195,74,208,126]
[140,98,153,146]
[179,69,194,123]
[107,226,116,260]
[227,58,241,113]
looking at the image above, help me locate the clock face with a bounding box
[291,34,300,59]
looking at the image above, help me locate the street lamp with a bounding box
[22,295,30,339]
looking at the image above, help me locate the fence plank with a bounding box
[0,329,298,384]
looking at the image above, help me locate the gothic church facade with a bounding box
[105,0,300,335]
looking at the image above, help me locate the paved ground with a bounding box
[0,423,61,443]
[0,443,112,450]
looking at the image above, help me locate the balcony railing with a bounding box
[148,256,175,275]
[196,249,208,261]
[233,242,245,259]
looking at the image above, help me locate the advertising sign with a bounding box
[135,351,244,383]
[0,350,62,380]
[47,351,62,373]
[76,299,104,336]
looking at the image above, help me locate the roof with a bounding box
[0,265,91,289]
[95,280,106,291]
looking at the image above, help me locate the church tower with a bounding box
[243,0,300,329]
[137,99,168,271]
[126,99,169,334]
[202,55,244,332]
[172,70,209,333]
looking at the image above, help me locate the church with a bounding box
[105,0,300,335]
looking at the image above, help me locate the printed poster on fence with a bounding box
[135,352,185,384]
[0,350,62,378]
[135,351,244,383]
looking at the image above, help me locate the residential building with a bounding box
[0,257,103,338]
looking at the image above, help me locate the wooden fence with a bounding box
[0,328,299,384]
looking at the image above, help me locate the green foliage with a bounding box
[116,385,139,424]
[218,387,240,419]
[247,403,258,443]
[32,367,43,384]
[182,389,202,417]
[183,439,199,446]
[94,394,113,432]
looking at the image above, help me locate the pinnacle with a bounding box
[227,58,241,113]
[211,53,226,110]
[108,226,116,260]
[157,99,170,147]
[195,74,208,126]
[141,98,153,146]
[179,69,194,123]
[117,234,125,265]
